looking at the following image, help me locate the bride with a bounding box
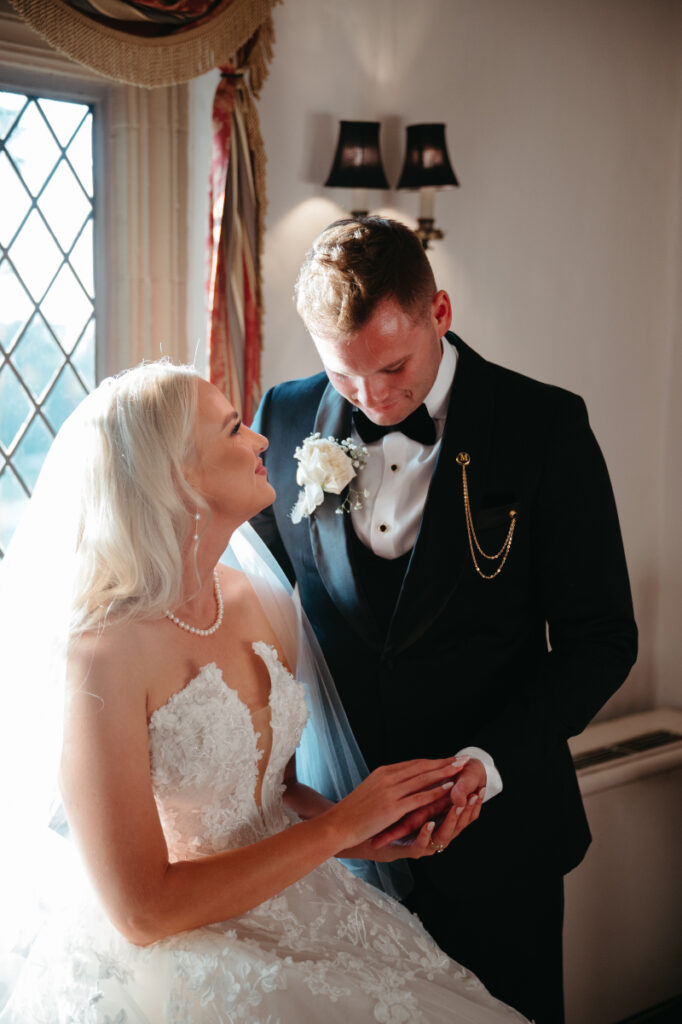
[0,360,528,1023]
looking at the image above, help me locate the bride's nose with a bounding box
[247,426,268,453]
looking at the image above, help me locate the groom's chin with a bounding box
[359,403,401,424]
[362,403,414,426]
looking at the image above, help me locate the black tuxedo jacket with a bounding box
[251,333,637,890]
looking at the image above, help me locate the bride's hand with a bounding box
[338,818,443,862]
[370,757,487,857]
[339,758,483,862]
[369,755,471,847]
[324,756,461,853]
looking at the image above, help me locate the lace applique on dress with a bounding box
[4,643,528,1024]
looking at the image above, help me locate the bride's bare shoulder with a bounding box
[66,617,158,701]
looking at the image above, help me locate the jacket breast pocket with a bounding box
[475,499,519,532]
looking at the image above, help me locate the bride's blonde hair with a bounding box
[70,360,203,637]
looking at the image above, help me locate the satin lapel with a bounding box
[309,383,380,646]
[385,337,495,656]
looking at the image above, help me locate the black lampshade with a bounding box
[324,121,389,190]
[397,123,459,190]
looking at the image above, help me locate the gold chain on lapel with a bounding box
[456,452,517,579]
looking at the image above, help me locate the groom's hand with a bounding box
[393,757,487,855]
[369,792,453,848]
[445,757,486,835]
[371,757,486,853]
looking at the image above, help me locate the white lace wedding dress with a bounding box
[4,643,527,1023]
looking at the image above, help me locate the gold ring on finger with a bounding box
[429,840,446,853]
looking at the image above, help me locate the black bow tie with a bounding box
[352,404,436,446]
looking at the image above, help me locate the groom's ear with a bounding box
[431,291,452,336]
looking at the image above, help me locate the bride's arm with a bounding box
[281,756,335,818]
[282,756,458,863]
[61,640,459,948]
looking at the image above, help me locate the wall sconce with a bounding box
[397,123,459,249]
[324,120,389,218]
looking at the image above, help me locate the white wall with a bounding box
[655,59,682,710]
[256,0,682,720]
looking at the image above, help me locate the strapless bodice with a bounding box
[148,641,309,860]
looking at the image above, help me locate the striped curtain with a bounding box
[207,50,268,424]
[9,0,280,419]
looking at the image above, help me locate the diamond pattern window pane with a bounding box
[0,152,31,248]
[12,315,63,401]
[67,116,93,195]
[70,220,94,297]
[0,90,26,137]
[42,364,89,434]
[38,160,91,251]
[0,465,30,554]
[71,320,96,391]
[0,366,32,451]
[41,264,93,354]
[12,414,55,492]
[4,101,61,196]
[8,208,63,301]
[0,91,96,558]
[38,97,87,148]
[0,263,33,354]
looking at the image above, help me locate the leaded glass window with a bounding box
[0,90,95,556]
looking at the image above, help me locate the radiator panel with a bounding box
[565,709,682,1024]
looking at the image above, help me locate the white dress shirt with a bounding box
[350,338,456,558]
[349,338,503,802]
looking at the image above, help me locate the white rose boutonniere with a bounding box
[290,432,368,524]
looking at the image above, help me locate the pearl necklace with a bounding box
[164,569,224,637]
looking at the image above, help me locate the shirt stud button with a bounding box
[379,523,389,533]
[390,464,399,472]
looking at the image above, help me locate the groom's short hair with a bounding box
[295,216,437,338]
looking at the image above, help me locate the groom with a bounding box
[250,217,637,1023]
